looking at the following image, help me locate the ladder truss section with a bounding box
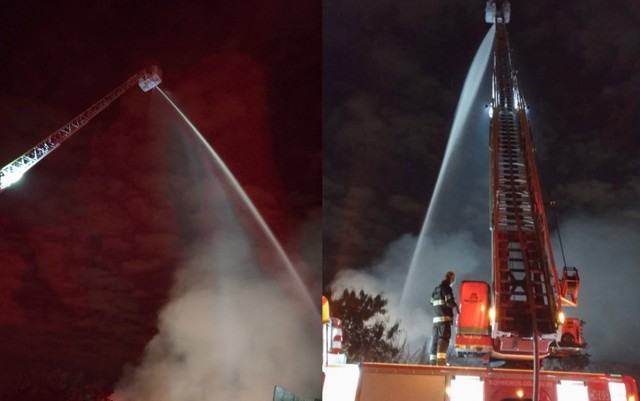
[0,67,161,193]
[489,22,558,342]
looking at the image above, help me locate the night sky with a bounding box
[0,1,320,398]
[1,0,639,397]
[324,0,640,364]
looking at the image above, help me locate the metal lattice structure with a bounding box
[0,66,161,193]
[487,3,561,359]
[454,1,583,363]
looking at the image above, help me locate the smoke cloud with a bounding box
[113,208,320,400]
[328,33,495,356]
[329,173,640,365]
[112,92,320,400]
[552,212,640,364]
[114,235,319,400]
[330,229,488,357]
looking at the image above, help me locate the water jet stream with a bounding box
[157,87,318,322]
[400,25,496,310]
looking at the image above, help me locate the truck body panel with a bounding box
[323,363,638,401]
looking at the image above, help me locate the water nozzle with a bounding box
[138,65,162,92]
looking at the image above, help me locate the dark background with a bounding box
[323,0,640,364]
[0,0,320,394]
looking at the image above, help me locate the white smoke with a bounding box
[111,115,321,399]
[330,230,488,357]
[551,212,640,364]
[329,208,640,365]
[327,25,496,356]
[113,229,320,401]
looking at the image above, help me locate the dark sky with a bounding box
[324,0,640,364]
[0,0,320,397]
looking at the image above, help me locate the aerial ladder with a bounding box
[454,1,583,363]
[0,66,162,193]
[320,3,638,400]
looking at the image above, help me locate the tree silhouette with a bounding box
[327,289,404,363]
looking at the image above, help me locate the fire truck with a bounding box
[323,362,638,401]
[322,295,637,401]
[322,2,638,400]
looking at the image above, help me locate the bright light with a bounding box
[629,396,635,401]
[488,106,494,118]
[558,311,566,324]
[489,307,496,323]
[557,380,588,401]
[0,170,25,189]
[609,382,627,401]
[516,389,524,398]
[323,365,360,401]
[450,376,484,401]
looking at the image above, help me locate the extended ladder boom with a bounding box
[455,2,583,363]
[487,2,561,358]
[0,66,161,193]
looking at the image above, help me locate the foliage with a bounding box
[543,353,591,371]
[327,289,404,363]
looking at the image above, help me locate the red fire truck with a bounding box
[322,2,638,400]
[323,363,638,401]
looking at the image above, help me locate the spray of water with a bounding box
[156,87,317,320]
[400,25,496,309]
[111,87,320,400]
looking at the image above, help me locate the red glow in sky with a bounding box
[0,0,320,393]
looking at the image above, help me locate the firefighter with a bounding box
[429,271,460,366]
